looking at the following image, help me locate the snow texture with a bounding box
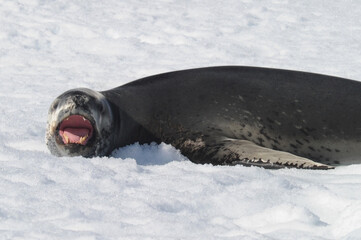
[1,0,361,239]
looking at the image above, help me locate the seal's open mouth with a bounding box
[59,115,94,145]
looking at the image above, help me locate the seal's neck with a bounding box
[105,94,159,149]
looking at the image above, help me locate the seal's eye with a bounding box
[52,101,59,110]
[98,104,104,113]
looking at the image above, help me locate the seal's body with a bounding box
[46,66,361,169]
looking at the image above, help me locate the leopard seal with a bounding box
[46,66,361,169]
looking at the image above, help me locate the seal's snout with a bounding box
[58,115,94,145]
[66,93,88,110]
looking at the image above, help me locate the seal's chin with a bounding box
[58,115,94,145]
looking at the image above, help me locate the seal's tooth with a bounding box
[63,134,69,144]
[79,135,88,144]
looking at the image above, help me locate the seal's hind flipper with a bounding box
[220,139,334,169]
[184,138,334,169]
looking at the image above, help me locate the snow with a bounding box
[1,0,361,239]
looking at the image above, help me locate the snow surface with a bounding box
[1,0,361,239]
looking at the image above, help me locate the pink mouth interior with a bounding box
[59,115,93,145]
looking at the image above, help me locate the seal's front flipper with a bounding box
[196,139,334,169]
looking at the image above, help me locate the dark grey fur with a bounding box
[47,66,361,169]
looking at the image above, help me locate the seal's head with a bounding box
[46,88,114,157]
